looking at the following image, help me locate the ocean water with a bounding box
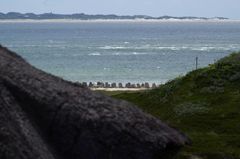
[1,20,240,84]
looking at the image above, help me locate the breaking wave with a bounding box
[99,45,240,51]
[88,52,101,56]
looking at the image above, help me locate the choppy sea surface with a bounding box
[1,20,240,84]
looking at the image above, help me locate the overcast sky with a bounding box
[1,0,240,19]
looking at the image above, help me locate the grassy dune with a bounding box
[111,52,240,159]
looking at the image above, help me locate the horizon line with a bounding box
[0,12,229,19]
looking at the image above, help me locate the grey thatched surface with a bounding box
[0,45,189,159]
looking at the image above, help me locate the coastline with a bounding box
[0,18,238,23]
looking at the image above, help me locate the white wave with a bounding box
[11,43,240,52]
[156,46,181,51]
[22,44,39,47]
[103,67,111,70]
[99,45,193,51]
[100,45,153,50]
[93,45,239,52]
[48,40,54,43]
[88,52,101,56]
[156,46,239,51]
[112,52,120,55]
[132,52,147,55]
[191,47,215,51]
[111,52,148,56]
[47,40,66,44]
[99,46,126,50]
[191,46,238,51]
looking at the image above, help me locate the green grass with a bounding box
[111,52,240,159]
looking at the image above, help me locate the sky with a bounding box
[1,0,240,19]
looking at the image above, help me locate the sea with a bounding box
[1,20,240,84]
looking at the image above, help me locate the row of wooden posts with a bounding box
[76,82,159,89]
[74,57,199,89]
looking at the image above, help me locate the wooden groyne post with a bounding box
[196,56,198,70]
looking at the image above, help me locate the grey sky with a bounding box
[1,0,240,19]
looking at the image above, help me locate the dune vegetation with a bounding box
[112,52,240,159]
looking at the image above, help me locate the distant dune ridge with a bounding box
[0,12,228,20]
[0,45,189,159]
